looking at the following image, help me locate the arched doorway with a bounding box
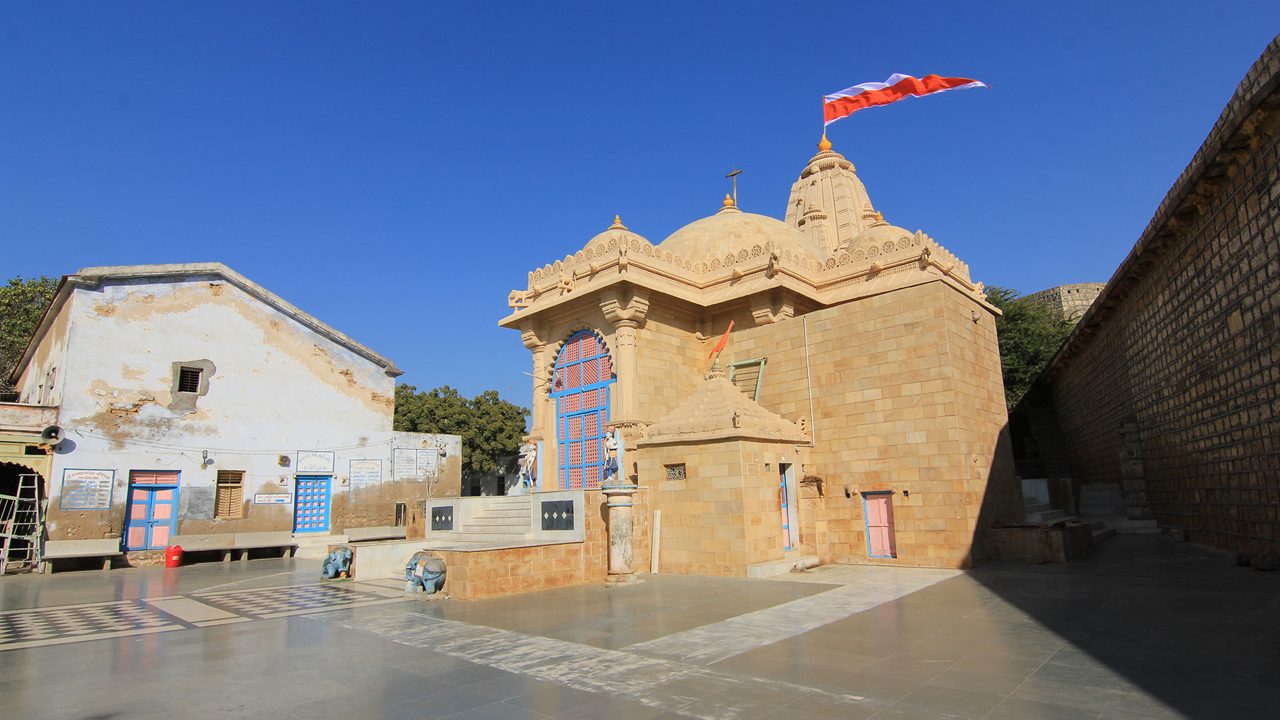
[1,461,47,573]
[551,330,615,489]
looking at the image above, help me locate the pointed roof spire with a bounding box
[609,214,628,231]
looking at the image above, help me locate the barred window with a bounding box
[664,463,687,481]
[215,470,244,519]
[177,366,202,393]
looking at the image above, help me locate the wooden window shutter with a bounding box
[216,471,245,519]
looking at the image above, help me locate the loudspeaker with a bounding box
[41,425,62,443]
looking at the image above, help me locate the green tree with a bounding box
[0,276,58,395]
[986,286,1074,411]
[394,384,529,480]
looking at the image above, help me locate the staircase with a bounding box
[449,496,532,546]
[1079,483,1159,536]
[293,533,348,559]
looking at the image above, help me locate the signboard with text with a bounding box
[349,459,383,490]
[59,469,115,511]
[253,493,292,505]
[393,448,417,480]
[296,451,335,473]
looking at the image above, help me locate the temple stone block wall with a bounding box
[639,439,801,576]
[729,282,1016,569]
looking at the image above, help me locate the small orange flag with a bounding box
[709,321,734,357]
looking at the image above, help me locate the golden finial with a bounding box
[723,193,735,208]
[873,211,884,223]
[818,132,832,152]
[609,214,627,230]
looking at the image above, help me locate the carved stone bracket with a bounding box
[751,289,795,325]
[599,287,650,329]
[520,323,548,351]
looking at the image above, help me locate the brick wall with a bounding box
[1021,38,1280,556]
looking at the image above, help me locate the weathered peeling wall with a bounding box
[14,292,75,407]
[40,274,462,542]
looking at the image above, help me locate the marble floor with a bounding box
[0,535,1275,719]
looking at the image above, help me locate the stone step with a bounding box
[473,504,527,515]
[446,531,531,543]
[1025,508,1068,524]
[468,514,528,523]
[1105,519,1161,534]
[465,520,529,531]
[747,556,821,579]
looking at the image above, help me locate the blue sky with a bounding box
[3,2,1278,402]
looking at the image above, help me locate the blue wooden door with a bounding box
[293,475,331,533]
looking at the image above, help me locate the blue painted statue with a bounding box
[321,546,353,579]
[405,551,446,595]
[603,427,625,483]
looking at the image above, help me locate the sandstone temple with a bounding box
[500,134,1021,574]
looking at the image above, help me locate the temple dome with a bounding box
[583,215,650,252]
[658,204,826,264]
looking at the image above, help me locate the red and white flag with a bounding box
[823,73,987,126]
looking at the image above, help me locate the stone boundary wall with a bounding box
[1024,283,1105,322]
[437,489,650,600]
[1023,36,1280,555]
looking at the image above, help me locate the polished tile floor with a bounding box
[1,535,1275,719]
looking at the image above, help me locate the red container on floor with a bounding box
[164,545,183,568]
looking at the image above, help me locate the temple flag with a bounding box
[823,73,987,126]
[709,321,734,358]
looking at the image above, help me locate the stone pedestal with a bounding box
[602,484,640,585]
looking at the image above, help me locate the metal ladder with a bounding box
[0,474,44,575]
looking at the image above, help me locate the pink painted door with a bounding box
[864,494,897,558]
[124,471,180,550]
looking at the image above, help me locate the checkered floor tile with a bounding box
[193,584,388,618]
[0,602,177,649]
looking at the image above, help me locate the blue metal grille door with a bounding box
[293,475,332,533]
[552,330,614,489]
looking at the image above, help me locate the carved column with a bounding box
[521,324,549,439]
[602,484,639,585]
[599,287,650,424]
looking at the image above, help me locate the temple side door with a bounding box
[863,492,897,559]
[779,462,799,551]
